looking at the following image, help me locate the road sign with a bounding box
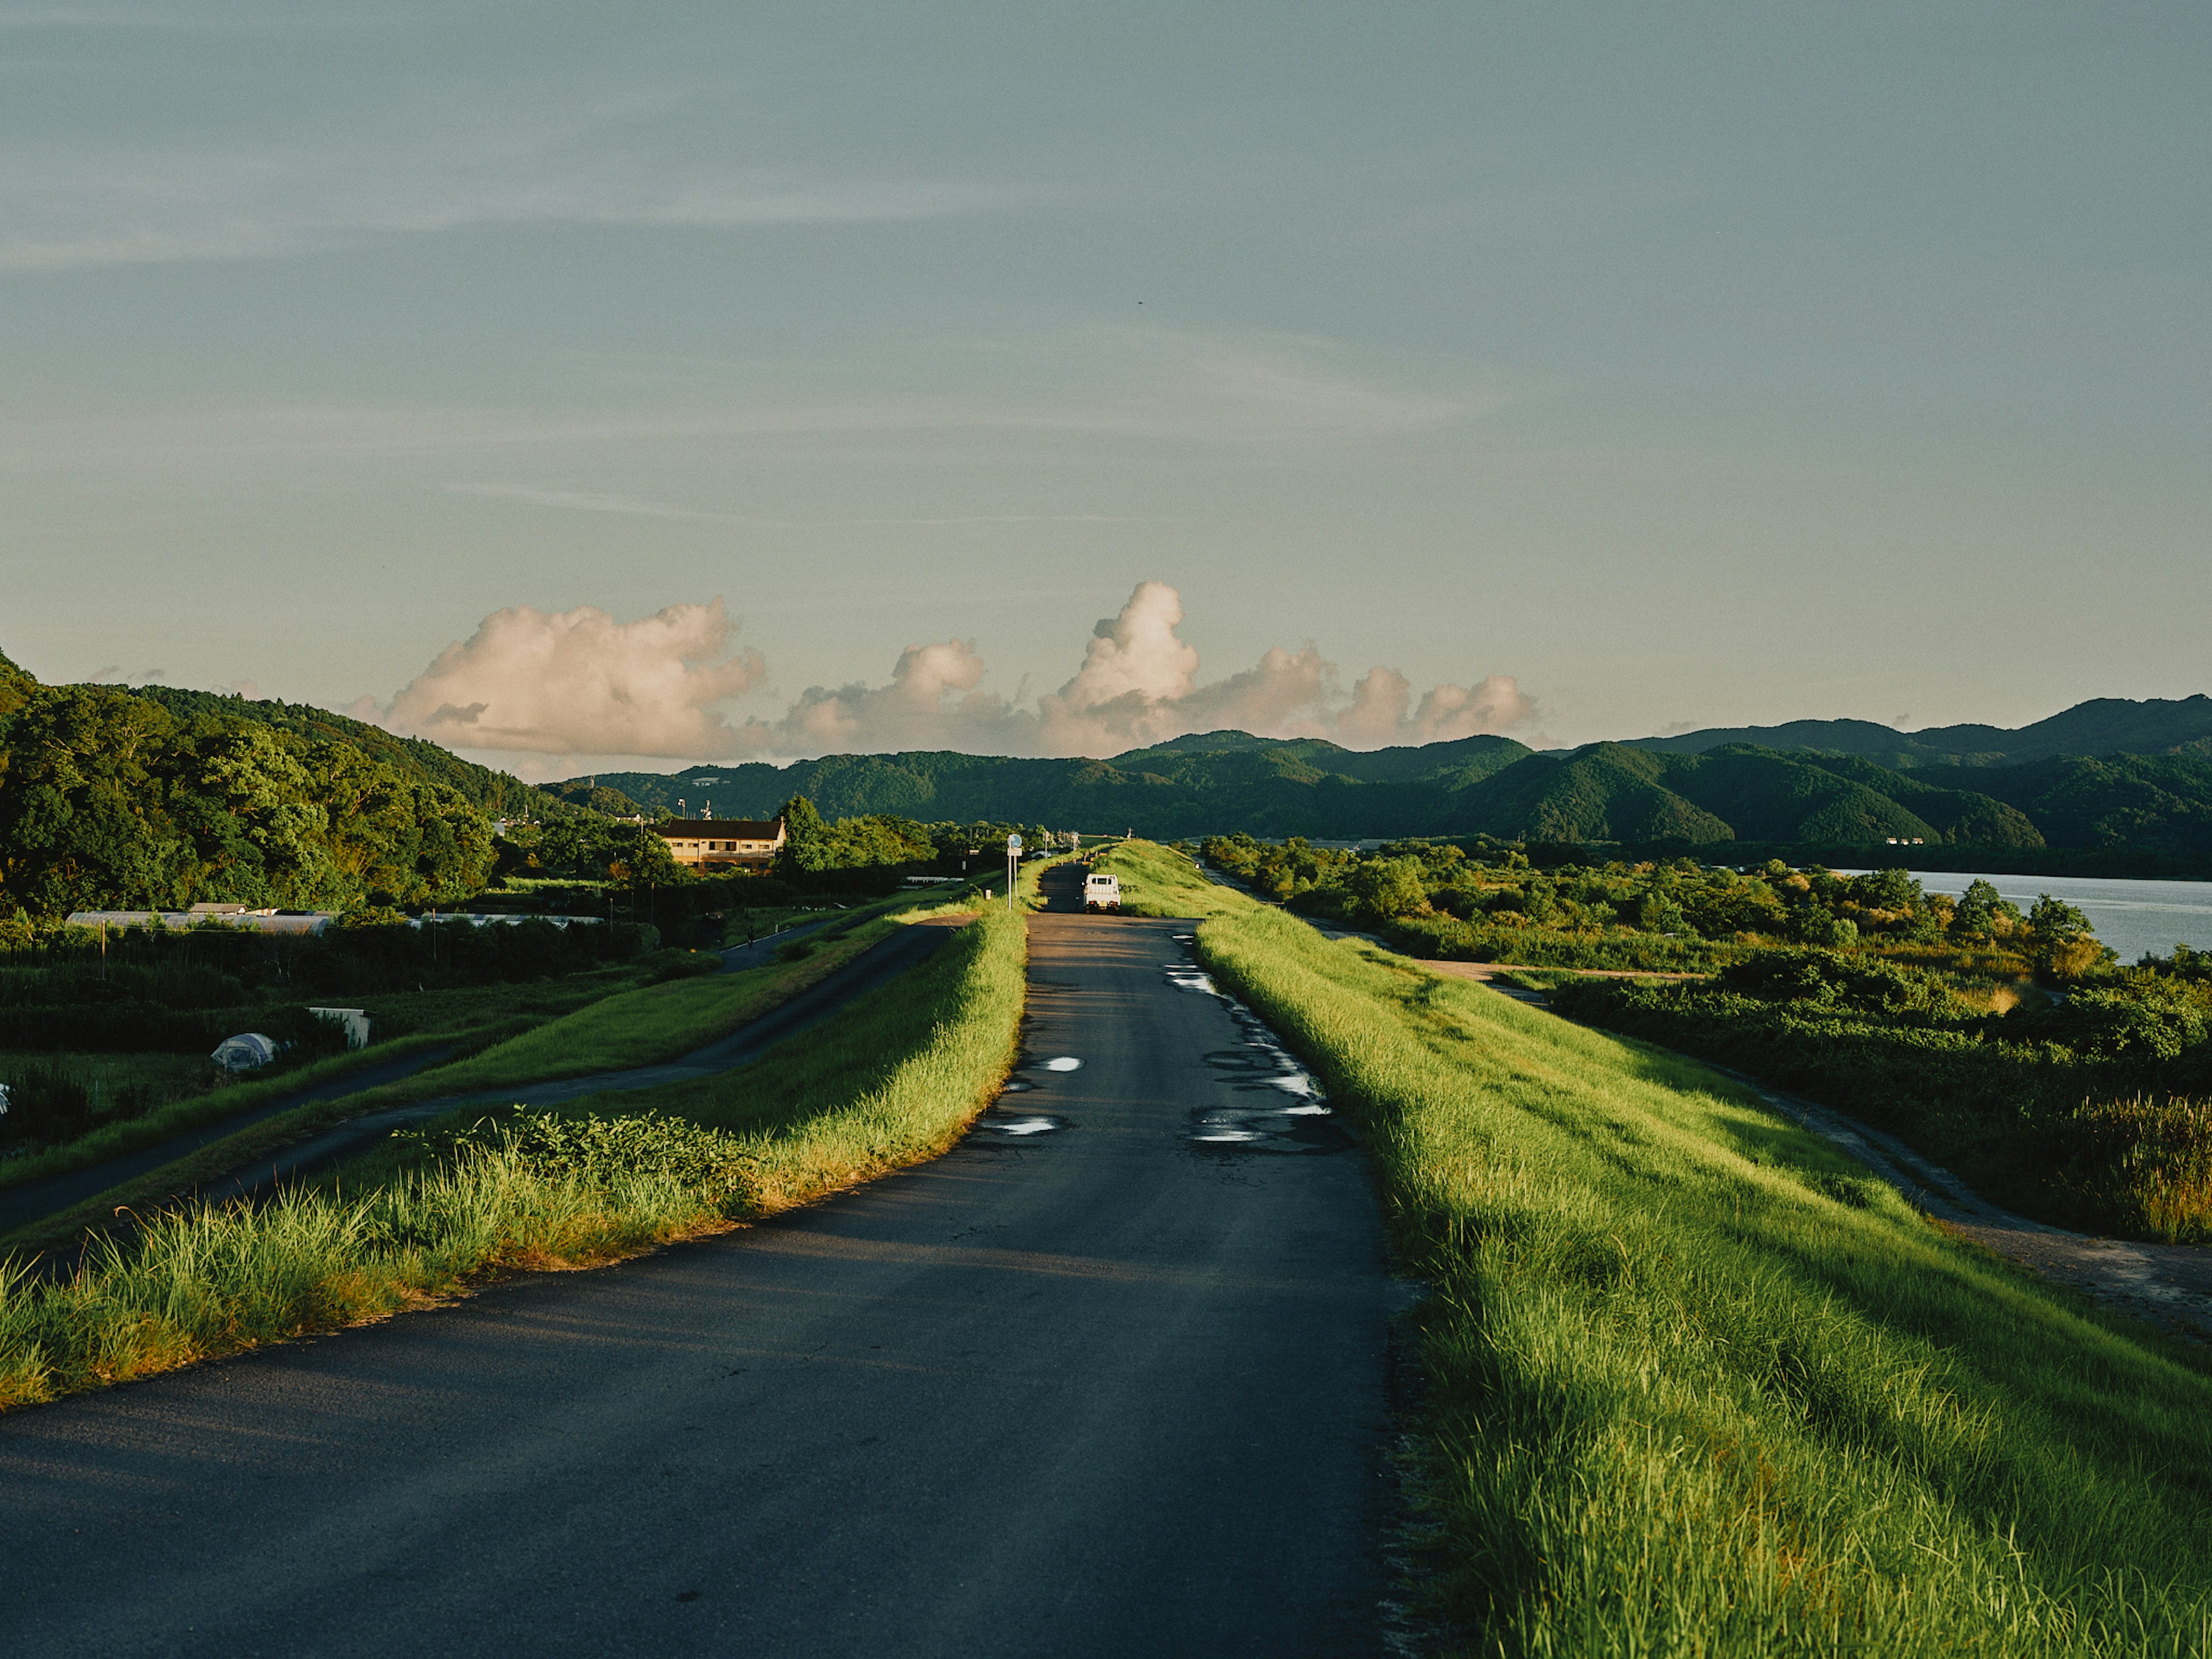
[1007,834,1022,853]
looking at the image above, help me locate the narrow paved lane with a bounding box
[2,868,1397,1657]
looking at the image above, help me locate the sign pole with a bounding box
[1005,832,1022,914]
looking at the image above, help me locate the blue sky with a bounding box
[2,2,2206,772]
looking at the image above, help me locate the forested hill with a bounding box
[1623,695,2212,768]
[559,733,1535,839]
[560,727,2212,857]
[0,659,507,919]
[128,687,588,822]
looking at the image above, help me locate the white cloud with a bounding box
[366,583,1535,767]
[366,599,766,757]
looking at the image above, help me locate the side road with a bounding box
[0,912,918,1244]
[197,918,957,1205]
[0,1043,456,1239]
[0,866,1396,1658]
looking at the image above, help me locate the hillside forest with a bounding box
[564,698,2212,862]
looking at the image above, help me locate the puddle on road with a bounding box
[978,1050,1078,1139]
[971,1111,1073,1139]
[1164,946,1355,1156]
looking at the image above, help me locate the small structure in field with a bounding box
[309,1007,371,1050]
[211,1033,279,1071]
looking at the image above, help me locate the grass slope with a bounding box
[1130,844,2212,1654]
[0,873,1044,1410]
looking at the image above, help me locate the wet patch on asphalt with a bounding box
[971,1050,1082,1139]
[1166,945,1356,1156]
[969,1111,1075,1139]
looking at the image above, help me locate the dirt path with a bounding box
[1717,1067,2212,1338]
[1417,959,1703,984]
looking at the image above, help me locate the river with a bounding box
[1838,870,2212,964]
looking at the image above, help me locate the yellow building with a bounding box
[656,816,787,871]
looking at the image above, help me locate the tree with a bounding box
[2027,893,2113,979]
[1798,908,1859,949]
[1346,856,1431,921]
[775,796,831,878]
[0,681,498,919]
[1949,878,2018,941]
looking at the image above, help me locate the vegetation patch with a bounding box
[1127,843,2212,1654]
[0,872,1041,1411]
[1555,951,2212,1243]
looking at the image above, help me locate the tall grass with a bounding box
[1196,901,2212,1656]
[0,898,1028,1412]
[0,1131,736,1407]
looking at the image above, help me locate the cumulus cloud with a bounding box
[365,599,766,756]
[365,583,1534,766]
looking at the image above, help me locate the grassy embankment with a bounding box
[0,868,1049,1410]
[1119,843,2212,1656]
[1554,967,2212,1246]
[0,892,950,1256]
[0,898,877,1196]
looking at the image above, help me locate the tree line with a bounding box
[0,681,496,927]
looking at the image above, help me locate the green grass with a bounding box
[1194,898,2212,1655]
[0,870,1043,1411]
[1094,839,1252,920]
[411,923,895,1093]
[0,961,674,1202]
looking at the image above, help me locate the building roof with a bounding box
[656,818,784,838]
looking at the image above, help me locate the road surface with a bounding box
[1,863,1399,1657]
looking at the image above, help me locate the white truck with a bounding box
[1082,871,1122,914]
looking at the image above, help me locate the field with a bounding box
[0,868,1047,1410]
[1126,845,2212,1656]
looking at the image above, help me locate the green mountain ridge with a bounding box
[556,722,2212,857]
[1626,695,2212,768]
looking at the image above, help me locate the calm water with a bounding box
[1838,870,2212,964]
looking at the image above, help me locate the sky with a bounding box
[2,2,2206,778]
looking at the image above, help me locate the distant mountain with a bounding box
[124,687,595,821]
[558,723,2212,857]
[1626,695,2212,768]
[560,736,1535,840]
[1461,743,2046,849]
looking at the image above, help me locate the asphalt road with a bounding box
[1,865,1399,1657]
